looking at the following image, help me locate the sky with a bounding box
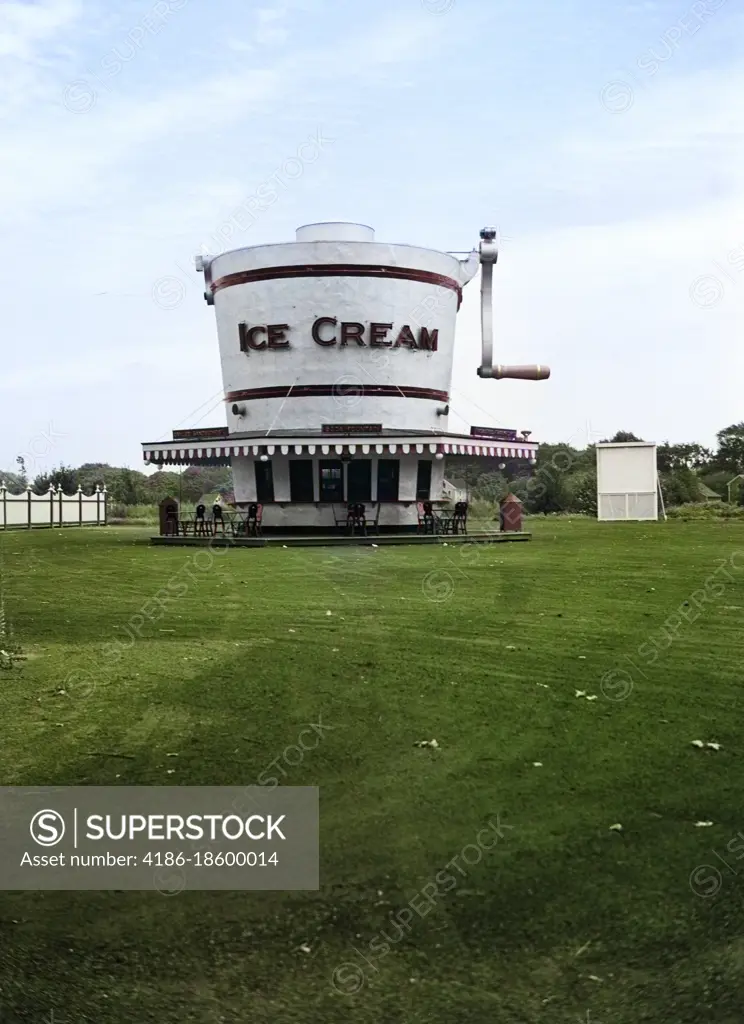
[1,0,743,477]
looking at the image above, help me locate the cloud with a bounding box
[0,4,455,226]
[452,190,744,448]
[255,4,289,45]
[2,0,744,471]
[0,0,83,59]
[446,47,744,447]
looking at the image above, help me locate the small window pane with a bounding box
[319,460,344,502]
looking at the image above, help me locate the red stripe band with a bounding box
[211,264,463,306]
[225,385,449,402]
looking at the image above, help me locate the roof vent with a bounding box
[295,222,375,243]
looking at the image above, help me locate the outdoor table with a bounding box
[223,511,248,536]
[227,507,263,536]
[434,508,455,534]
[178,514,201,536]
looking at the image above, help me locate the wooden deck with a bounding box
[150,531,531,549]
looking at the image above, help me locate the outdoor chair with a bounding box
[417,501,436,534]
[452,501,468,535]
[332,505,347,532]
[245,503,263,537]
[212,502,225,534]
[194,503,210,536]
[364,502,381,535]
[347,502,367,535]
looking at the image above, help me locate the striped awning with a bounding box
[142,438,538,464]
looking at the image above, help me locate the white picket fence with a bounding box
[0,483,107,529]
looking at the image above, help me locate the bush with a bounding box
[660,468,703,507]
[32,464,78,495]
[522,465,570,514]
[107,504,159,526]
[504,477,531,505]
[522,511,593,519]
[567,471,598,515]
[665,502,744,521]
[467,498,499,522]
[470,472,509,504]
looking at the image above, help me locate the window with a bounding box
[289,460,314,502]
[416,460,432,500]
[347,460,372,502]
[377,459,400,502]
[319,460,344,502]
[254,460,274,502]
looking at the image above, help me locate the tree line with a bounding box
[0,463,232,508]
[3,422,744,513]
[452,423,744,514]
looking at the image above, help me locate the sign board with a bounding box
[321,424,383,435]
[173,428,229,440]
[470,427,517,441]
[239,320,439,352]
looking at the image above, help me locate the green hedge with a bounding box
[108,504,159,526]
[665,502,744,521]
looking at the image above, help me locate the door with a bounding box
[377,460,400,502]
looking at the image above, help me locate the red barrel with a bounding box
[499,493,523,532]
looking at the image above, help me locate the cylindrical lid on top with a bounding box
[295,222,375,243]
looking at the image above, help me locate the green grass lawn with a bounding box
[1,520,744,1023]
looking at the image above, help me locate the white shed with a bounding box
[596,442,661,521]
